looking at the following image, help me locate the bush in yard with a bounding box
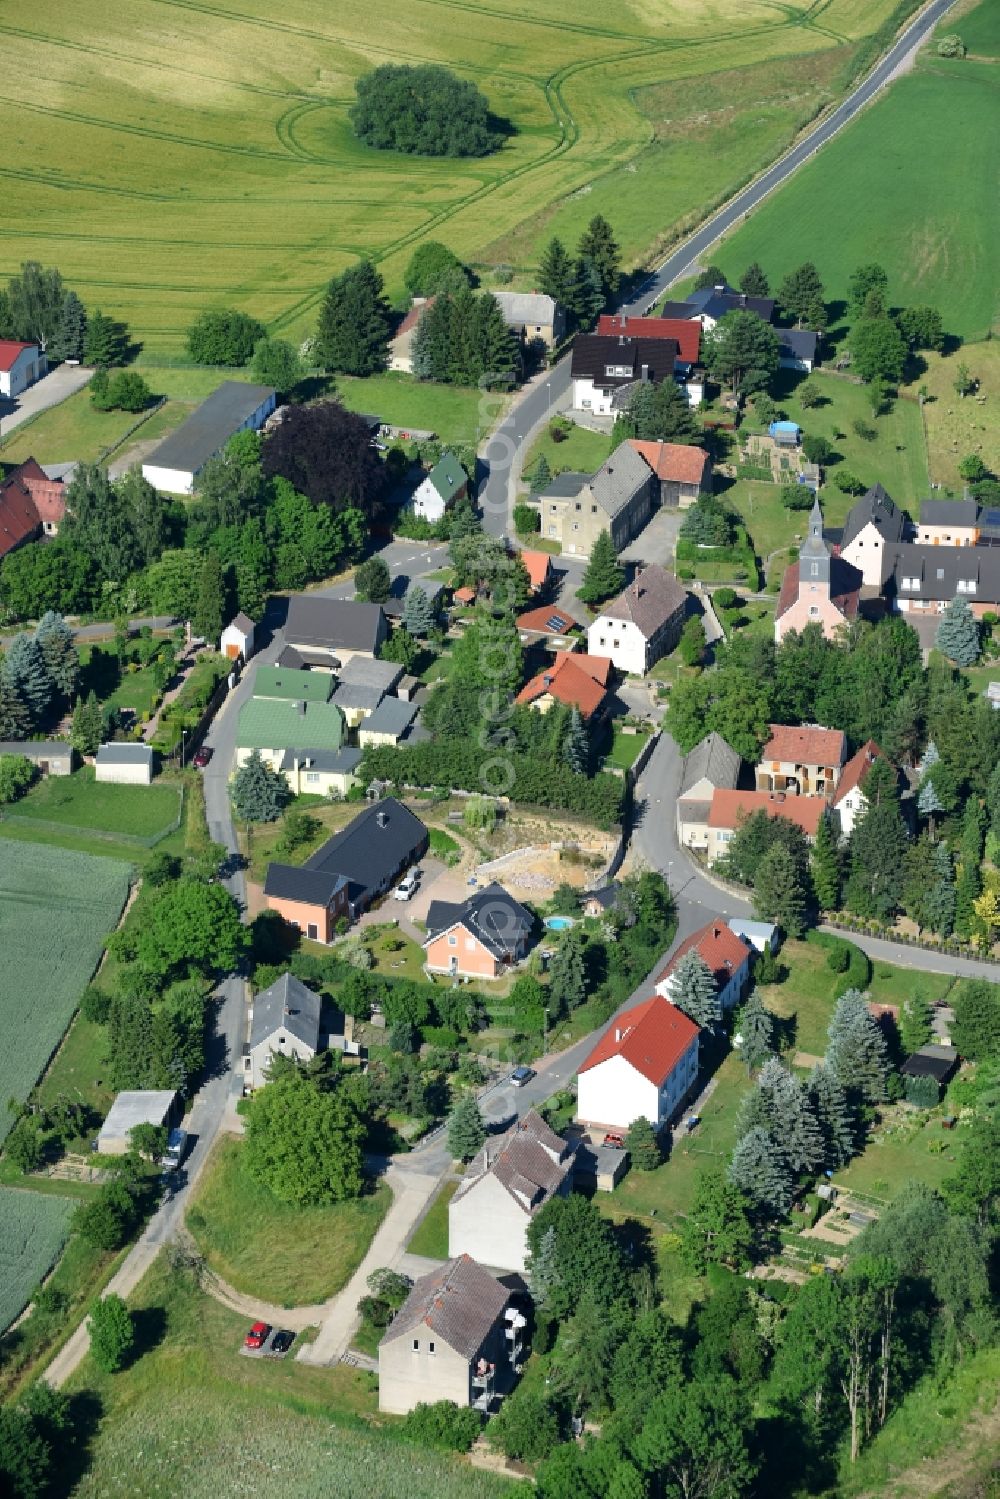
[833,469,866,495]
[513,502,539,535]
[801,433,832,465]
[678,614,705,668]
[88,1293,134,1372]
[489,1387,563,1462]
[402,1401,481,1453]
[625,1116,661,1170]
[80,985,111,1024]
[798,380,821,408]
[0,754,35,805]
[5,1116,44,1173]
[905,1074,941,1109]
[937,32,966,55]
[826,943,850,973]
[187,308,264,366]
[231,749,292,823]
[714,587,737,610]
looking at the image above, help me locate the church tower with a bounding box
[798,494,830,589]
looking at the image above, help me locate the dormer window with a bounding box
[604,364,631,378]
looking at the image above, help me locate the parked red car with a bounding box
[192,746,213,769]
[244,1321,271,1350]
[603,1133,626,1149]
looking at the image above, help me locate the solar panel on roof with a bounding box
[546,614,567,630]
[983,509,1000,529]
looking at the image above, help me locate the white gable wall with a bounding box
[840,521,890,587]
[412,475,447,522]
[449,1170,532,1273]
[576,1052,660,1130]
[587,615,648,675]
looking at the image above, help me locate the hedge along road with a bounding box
[478,0,960,540]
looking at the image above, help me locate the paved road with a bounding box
[310,539,451,602]
[477,0,957,534]
[0,365,93,440]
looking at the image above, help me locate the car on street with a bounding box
[270,1329,295,1355]
[511,1066,535,1087]
[159,1127,188,1173]
[192,746,213,769]
[244,1321,271,1350]
[394,868,420,901]
[603,1132,626,1149]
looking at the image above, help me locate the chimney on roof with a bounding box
[615,1027,622,1043]
[739,292,747,306]
[619,334,625,346]
[714,283,725,293]
[619,313,627,329]
[376,810,389,828]
[295,700,306,716]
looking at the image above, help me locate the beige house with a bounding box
[676,732,741,850]
[449,1110,573,1272]
[357,697,418,747]
[493,291,565,348]
[244,972,321,1091]
[378,1256,522,1415]
[754,724,846,797]
[838,485,907,587]
[0,741,74,777]
[279,747,362,798]
[706,789,828,864]
[389,297,433,374]
[915,499,980,548]
[539,441,656,558]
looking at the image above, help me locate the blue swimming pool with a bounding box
[544,916,575,931]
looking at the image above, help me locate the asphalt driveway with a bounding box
[0,365,93,439]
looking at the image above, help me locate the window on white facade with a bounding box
[413,1339,419,1351]
[428,1341,435,1353]
[305,772,319,784]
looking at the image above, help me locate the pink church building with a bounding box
[775,496,862,643]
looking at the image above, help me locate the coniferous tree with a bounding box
[577,215,621,297]
[192,550,225,642]
[70,690,104,755]
[528,453,552,494]
[567,256,605,328]
[625,1116,661,1170]
[577,530,624,606]
[935,595,980,666]
[562,706,589,774]
[669,950,720,1028]
[49,290,87,362]
[811,810,842,911]
[754,1057,824,1174]
[548,930,587,1017]
[738,990,774,1076]
[825,988,889,1103]
[231,749,292,823]
[528,1223,560,1309]
[777,262,825,327]
[2,633,51,724]
[34,611,79,701]
[693,264,727,291]
[728,1125,794,1216]
[739,262,770,298]
[808,1061,855,1168]
[402,584,435,637]
[753,843,808,936]
[447,1093,485,1162]
[898,989,933,1054]
[924,840,956,935]
[623,378,701,444]
[315,260,392,375]
[0,675,31,740]
[538,238,574,308]
[845,759,908,920]
[83,308,129,367]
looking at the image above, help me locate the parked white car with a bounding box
[394,868,420,901]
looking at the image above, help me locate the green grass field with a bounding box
[405,1180,458,1259]
[0,0,909,354]
[0,1187,74,1331]
[714,54,1000,341]
[0,840,130,1142]
[8,768,181,839]
[70,1253,512,1499]
[523,420,610,482]
[185,1138,392,1307]
[0,385,148,466]
[944,0,1000,56]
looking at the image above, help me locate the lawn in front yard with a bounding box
[833,1105,961,1202]
[406,1180,458,1260]
[336,373,490,447]
[9,767,181,840]
[522,419,610,482]
[78,641,176,719]
[241,798,360,883]
[367,924,429,983]
[0,385,144,465]
[601,727,651,771]
[185,1137,391,1308]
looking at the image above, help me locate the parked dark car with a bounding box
[511,1067,535,1087]
[271,1330,295,1355]
[244,1321,271,1350]
[192,746,213,769]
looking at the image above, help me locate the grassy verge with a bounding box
[405,1181,458,1260]
[185,1138,392,1308]
[0,386,140,466]
[0,1233,123,1400]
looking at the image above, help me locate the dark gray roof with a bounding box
[381,1256,511,1357]
[571,334,677,388]
[229,611,255,632]
[919,499,980,528]
[679,732,741,798]
[591,441,654,519]
[540,471,589,500]
[250,971,321,1051]
[339,656,404,691]
[778,328,818,361]
[584,883,620,910]
[454,1110,571,1214]
[284,596,385,655]
[685,284,775,322]
[277,746,362,774]
[276,645,334,670]
[901,1044,959,1083]
[425,881,532,960]
[147,382,275,475]
[360,697,418,737]
[884,542,1000,603]
[96,742,154,765]
[659,300,693,319]
[598,563,687,638]
[309,797,427,903]
[0,740,73,761]
[262,863,348,906]
[331,682,386,713]
[841,484,906,549]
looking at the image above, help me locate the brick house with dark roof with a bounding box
[424,881,534,978]
[449,1110,574,1272]
[576,993,700,1132]
[379,1255,520,1414]
[654,918,754,1012]
[0,458,66,559]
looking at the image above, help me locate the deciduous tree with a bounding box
[244,1069,365,1203]
[263,401,385,517]
[703,309,780,397]
[251,336,304,394]
[354,556,391,603]
[186,308,264,366]
[679,1169,755,1272]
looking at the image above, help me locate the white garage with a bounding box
[95,743,155,784]
[141,380,276,495]
[0,341,47,399]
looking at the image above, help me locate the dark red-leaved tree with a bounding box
[262,401,385,517]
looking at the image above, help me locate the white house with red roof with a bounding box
[654,918,754,1013]
[832,739,890,837]
[576,993,700,1133]
[0,341,46,400]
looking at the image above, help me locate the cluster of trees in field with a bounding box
[350,63,506,158]
[668,618,1000,945]
[0,261,130,367]
[0,416,381,626]
[0,610,79,739]
[536,216,622,332]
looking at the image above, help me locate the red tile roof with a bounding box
[515,652,611,718]
[708,788,828,837]
[520,550,552,591]
[0,458,51,558]
[762,724,846,768]
[579,993,700,1086]
[516,604,575,635]
[0,340,36,373]
[775,560,862,624]
[833,739,887,806]
[629,440,711,487]
[656,919,753,993]
[597,313,701,364]
[394,297,435,339]
[454,585,476,604]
